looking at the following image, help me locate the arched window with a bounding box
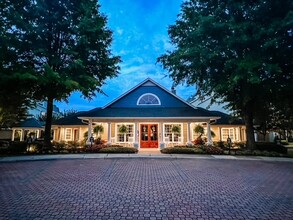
[137,93,161,105]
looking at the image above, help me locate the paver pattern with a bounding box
[0,158,292,220]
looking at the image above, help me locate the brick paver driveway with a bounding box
[1,158,293,220]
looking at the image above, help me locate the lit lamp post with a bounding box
[227,136,232,155]
[89,136,94,148]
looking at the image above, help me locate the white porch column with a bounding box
[20,129,24,141]
[133,122,139,148]
[107,122,112,144]
[236,127,240,141]
[254,131,258,142]
[135,122,138,142]
[87,119,93,142]
[207,122,212,145]
[78,128,82,142]
[11,129,15,141]
[160,122,164,148]
[187,122,192,145]
[160,122,164,143]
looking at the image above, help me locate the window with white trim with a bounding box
[65,128,72,141]
[137,93,161,105]
[164,123,182,143]
[221,128,235,142]
[117,124,134,142]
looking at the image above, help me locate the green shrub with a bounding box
[33,140,53,153]
[0,141,9,154]
[107,144,124,148]
[8,141,27,154]
[94,138,106,145]
[67,141,83,153]
[200,145,224,155]
[85,144,106,153]
[52,141,67,153]
[99,146,138,153]
[192,137,205,145]
[255,142,287,154]
[214,141,226,149]
[0,140,9,148]
[161,147,204,154]
[234,142,246,149]
[173,145,190,148]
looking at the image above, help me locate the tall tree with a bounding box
[0,0,36,127]
[1,0,120,147]
[158,0,293,149]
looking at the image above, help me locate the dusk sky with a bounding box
[56,0,225,112]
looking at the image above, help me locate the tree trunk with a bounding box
[243,110,256,150]
[44,95,54,150]
[262,131,267,142]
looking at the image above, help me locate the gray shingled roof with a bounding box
[14,118,44,128]
[79,107,217,118]
[210,111,244,125]
[53,112,87,126]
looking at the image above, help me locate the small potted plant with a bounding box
[119,124,128,142]
[94,124,104,138]
[171,125,181,134]
[193,124,204,137]
[118,124,128,134]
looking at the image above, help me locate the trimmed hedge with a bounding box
[255,142,287,154]
[0,141,9,154]
[86,144,106,153]
[201,145,224,155]
[161,145,224,155]
[99,147,138,154]
[161,147,204,154]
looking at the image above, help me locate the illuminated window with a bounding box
[164,123,182,143]
[137,93,161,105]
[65,128,72,140]
[221,128,235,141]
[117,124,134,143]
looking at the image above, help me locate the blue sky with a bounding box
[56,0,225,112]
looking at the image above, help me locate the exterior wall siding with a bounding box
[109,86,189,108]
[211,125,221,142]
[0,130,12,140]
[111,123,116,141]
[211,125,246,142]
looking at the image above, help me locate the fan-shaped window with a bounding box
[137,93,161,105]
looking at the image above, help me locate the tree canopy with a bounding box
[0,0,120,146]
[158,0,293,149]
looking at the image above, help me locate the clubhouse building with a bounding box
[52,78,246,148]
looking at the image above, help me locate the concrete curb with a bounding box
[0,153,293,162]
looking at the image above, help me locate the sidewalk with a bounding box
[1,153,293,162]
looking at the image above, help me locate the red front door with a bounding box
[140,124,158,148]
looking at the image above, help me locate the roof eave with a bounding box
[78,116,220,120]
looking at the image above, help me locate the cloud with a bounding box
[116,27,124,35]
[55,0,225,113]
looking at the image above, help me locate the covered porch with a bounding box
[80,117,218,149]
[11,118,44,141]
